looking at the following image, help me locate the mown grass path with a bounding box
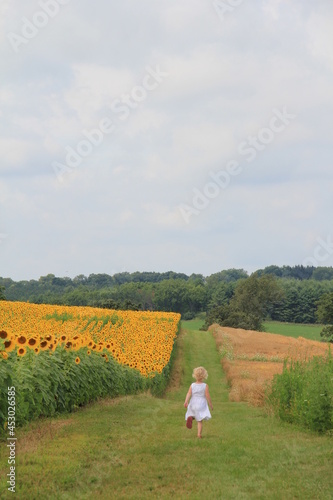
[1,326,333,499]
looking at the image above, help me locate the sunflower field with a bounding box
[0,301,180,431]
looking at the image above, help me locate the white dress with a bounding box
[185,383,212,422]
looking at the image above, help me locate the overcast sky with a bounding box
[0,0,332,281]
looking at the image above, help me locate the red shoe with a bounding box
[186,416,193,429]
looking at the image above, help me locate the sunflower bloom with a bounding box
[4,339,16,352]
[40,340,49,351]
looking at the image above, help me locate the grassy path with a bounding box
[1,326,333,499]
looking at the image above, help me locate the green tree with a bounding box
[222,274,284,331]
[206,268,248,286]
[0,285,5,300]
[316,292,333,343]
[153,279,205,317]
[153,280,188,314]
[316,292,333,324]
[204,304,229,329]
[319,326,333,343]
[256,265,283,277]
[312,267,333,281]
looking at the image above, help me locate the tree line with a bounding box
[1,266,333,339]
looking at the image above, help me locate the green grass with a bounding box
[181,318,205,331]
[1,325,332,499]
[263,321,324,341]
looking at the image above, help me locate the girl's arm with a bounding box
[184,385,192,408]
[205,384,213,411]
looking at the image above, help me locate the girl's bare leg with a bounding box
[197,421,203,438]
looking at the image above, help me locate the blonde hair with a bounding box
[192,366,208,381]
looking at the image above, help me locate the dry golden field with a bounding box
[210,324,330,406]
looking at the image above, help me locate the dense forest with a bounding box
[1,266,333,332]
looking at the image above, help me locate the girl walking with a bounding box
[184,366,213,438]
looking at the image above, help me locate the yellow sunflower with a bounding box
[4,339,16,352]
[40,340,49,351]
[16,335,27,346]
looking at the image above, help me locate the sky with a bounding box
[0,0,332,281]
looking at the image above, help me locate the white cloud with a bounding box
[64,64,134,124]
[124,108,169,138]
[161,48,234,100]
[142,203,185,229]
[307,10,333,72]
[262,0,282,21]
[0,139,38,170]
